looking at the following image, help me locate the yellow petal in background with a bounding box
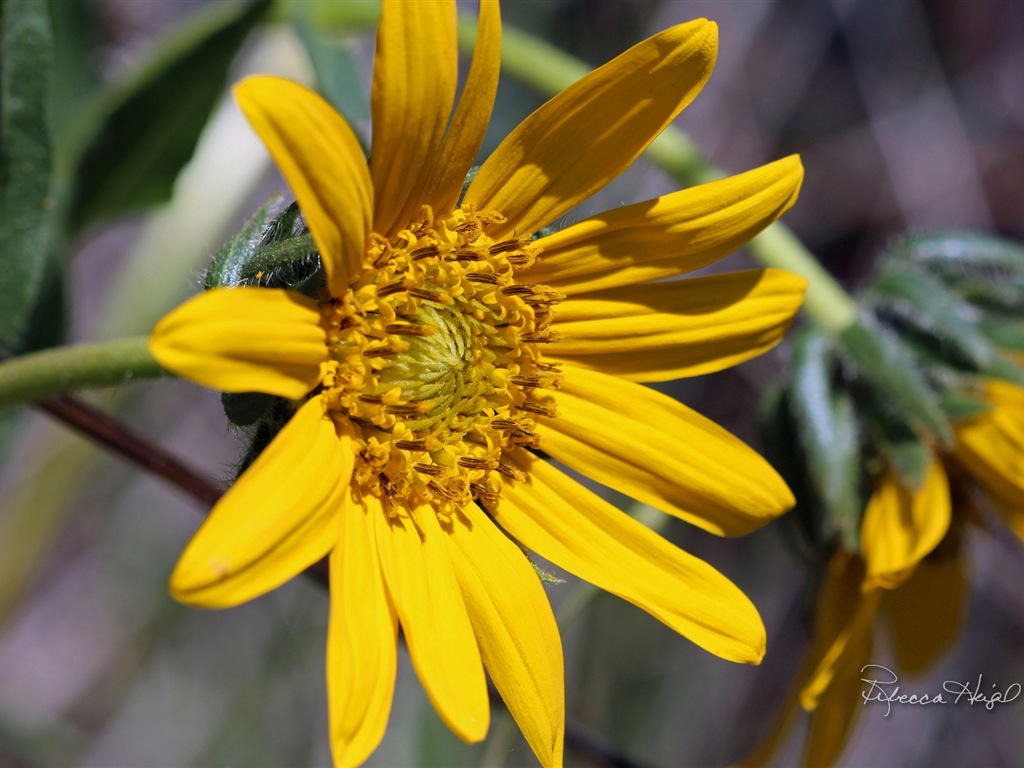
[882,534,965,677]
[417,0,501,217]
[235,76,372,294]
[954,380,1024,509]
[527,156,803,295]
[539,367,793,537]
[370,0,458,235]
[149,286,325,401]
[169,398,351,608]
[861,460,951,589]
[327,496,399,768]
[465,19,717,239]
[448,503,564,768]
[495,449,767,664]
[374,502,489,743]
[550,269,806,382]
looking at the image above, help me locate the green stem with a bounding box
[456,13,860,335]
[0,337,166,410]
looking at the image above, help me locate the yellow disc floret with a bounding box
[318,205,563,517]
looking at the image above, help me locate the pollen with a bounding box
[318,205,562,516]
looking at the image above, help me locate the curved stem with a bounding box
[0,337,167,410]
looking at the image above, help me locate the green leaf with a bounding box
[837,317,952,445]
[0,0,55,350]
[789,328,862,550]
[65,0,271,233]
[940,388,992,423]
[46,0,100,151]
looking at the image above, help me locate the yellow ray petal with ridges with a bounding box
[371,0,458,236]
[448,503,564,768]
[418,0,501,217]
[882,536,965,677]
[538,366,793,537]
[149,286,325,400]
[328,495,399,768]
[465,19,717,239]
[235,77,372,295]
[861,461,950,589]
[803,621,873,768]
[799,552,879,712]
[528,156,803,295]
[954,380,1024,509]
[374,503,489,743]
[170,398,351,608]
[550,269,806,382]
[494,448,766,664]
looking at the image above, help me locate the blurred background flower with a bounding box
[1,1,1022,766]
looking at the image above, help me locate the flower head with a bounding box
[149,2,805,765]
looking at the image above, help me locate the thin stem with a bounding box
[456,12,860,335]
[0,337,166,410]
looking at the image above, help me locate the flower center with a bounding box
[319,205,562,517]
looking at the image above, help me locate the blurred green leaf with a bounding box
[790,328,862,549]
[46,0,99,152]
[0,0,55,350]
[978,315,1024,353]
[65,0,271,233]
[939,388,992,422]
[837,318,952,446]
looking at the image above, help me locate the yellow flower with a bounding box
[746,380,1024,767]
[149,2,806,766]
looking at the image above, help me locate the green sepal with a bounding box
[65,0,271,233]
[789,328,863,550]
[837,317,952,446]
[757,385,828,555]
[977,315,1024,354]
[889,231,1024,285]
[0,0,55,350]
[867,269,1003,376]
[939,388,992,423]
[206,199,320,293]
[863,402,931,491]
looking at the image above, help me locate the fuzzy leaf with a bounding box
[790,328,862,549]
[65,0,271,232]
[889,231,1024,285]
[0,0,55,350]
[837,318,952,446]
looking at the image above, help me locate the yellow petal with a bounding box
[549,269,806,382]
[448,503,564,768]
[169,398,351,608]
[803,619,873,768]
[799,552,879,712]
[538,366,793,537]
[418,0,501,216]
[861,460,951,589]
[374,501,489,742]
[493,448,767,664]
[234,76,372,295]
[527,156,803,295]
[327,495,399,768]
[882,532,965,677]
[370,0,458,236]
[954,380,1024,508]
[465,19,718,239]
[149,287,325,400]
